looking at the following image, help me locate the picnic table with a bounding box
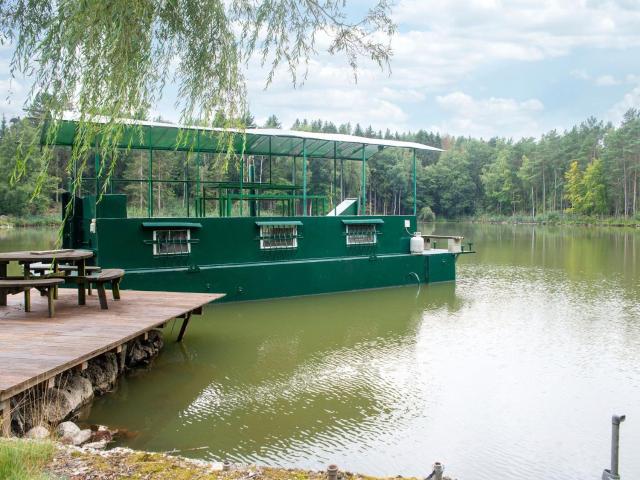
[0,249,94,310]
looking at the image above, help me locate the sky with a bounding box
[1,0,639,140]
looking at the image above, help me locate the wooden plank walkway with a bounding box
[0,289,223,414]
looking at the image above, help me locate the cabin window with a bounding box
[153,229,191,255]
[260,224,298,250]
[346,224,377,245]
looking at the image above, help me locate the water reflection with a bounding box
[2,225,639,480]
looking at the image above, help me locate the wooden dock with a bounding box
[0,288,223,435]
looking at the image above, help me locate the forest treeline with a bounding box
[0,108,639,221]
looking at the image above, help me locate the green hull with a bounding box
[118,252,456,302]
[63,195,457,302]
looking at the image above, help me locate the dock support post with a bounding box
[177,312,192,342]
[1,399,11,437]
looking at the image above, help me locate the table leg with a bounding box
[23,262,31,312]
[47,287,55,318]
[77,259,86,305]
[53,260,59,300]
[0,262,7,306]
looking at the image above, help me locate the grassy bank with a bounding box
[440,212,640,227]
[0,213,60,228]
[0,439,449,480]
[0,438,55,480]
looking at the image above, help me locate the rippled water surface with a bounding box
[2,224,639,479]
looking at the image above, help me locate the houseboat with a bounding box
[50,116,472,302]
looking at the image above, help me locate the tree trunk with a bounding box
[623,158,628,218]
[531,186,535,217]
[634,167,637,216]
[542,165,546,214]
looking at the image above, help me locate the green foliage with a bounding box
[0,118,58,216]
[564,159,608,215]
[564,161,584,213]
[581,159,608,215]
[0,439,55,480]
[418,206,436,222]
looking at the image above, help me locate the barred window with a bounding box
[153,229,191,255]
[260,225,298,250]
[346,224,377,245]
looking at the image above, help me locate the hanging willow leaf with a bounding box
[0,0,394,233]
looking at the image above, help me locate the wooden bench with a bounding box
[30,263,102,296]
[0,278,65,317]
[30,262,102,274]
[85,269,125,310]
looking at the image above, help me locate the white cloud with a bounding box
[0,78,26,118]
[434,91,545,138]
[570,69,591,80]
[608,85,640,121]
[595,75,619,86]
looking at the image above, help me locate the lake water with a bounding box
[1,223,639,479]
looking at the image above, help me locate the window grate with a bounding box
[259,225,298,250]
[153,229,191,255]
[346,224,377,245]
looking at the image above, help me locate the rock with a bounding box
[83,440,108,450]
[72,428,93,445]
[25,425,50,439]
[40,375,94,424]
[59,375,94,410]
[126,330,164,367]
[90,424,113,442]
[56,421,81,443]
[83,353,119,394]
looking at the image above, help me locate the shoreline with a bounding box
[431,215,640,228]
[2,438,453,480]
[3,215,639,230]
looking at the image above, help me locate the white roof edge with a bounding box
[60,111,443,152]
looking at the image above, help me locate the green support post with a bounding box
[333,142,337,215]
[94,149,100,197]
[340,159,344,202]
[147,127,153,218]
[412,148,417,216]
[239,154,244,216]
[269,137,273,184]
[361,144,366,215]
[196,131,201,217]
[185,153,190,218]
[302,140,307,216]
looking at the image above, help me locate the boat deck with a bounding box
[0,288,223,435]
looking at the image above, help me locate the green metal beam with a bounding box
[361,143,366,215]
[147,127,153,218]
[196,131,201,217]
[412,148,417,216]
[302,139,307,216]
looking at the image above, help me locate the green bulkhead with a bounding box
[65,195,456,302]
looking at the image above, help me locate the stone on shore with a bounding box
[56,421,81,443]
[25,425,50,439]
[71,429,93,446]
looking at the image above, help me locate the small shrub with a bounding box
[418,206,436,222]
